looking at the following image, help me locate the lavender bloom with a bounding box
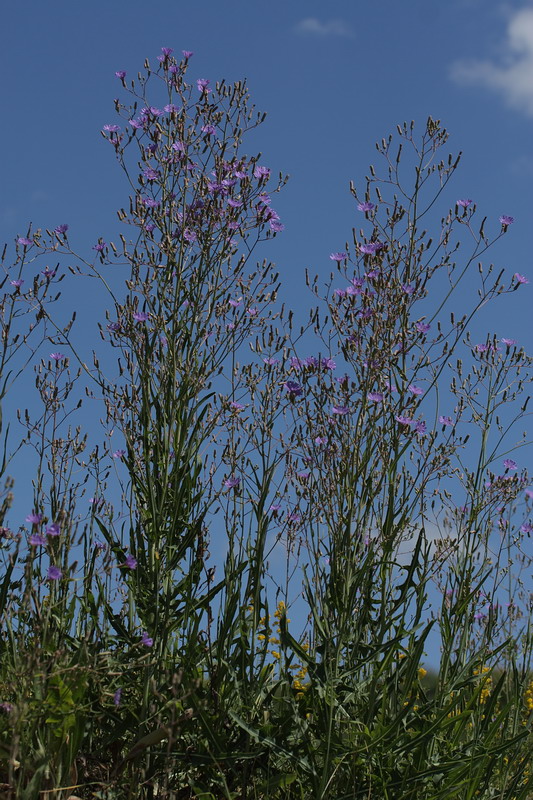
[103,124,120,133]
[26,512,43,525]
[201,124,217,136]
[416,321,430,334]
[520,522,533,533]
[395,415,413,426]
[321,357,336,370]
[269,503,282,514]
[142,197,160,208]
[224,476,240,489]
[10,279,23,289]
[17,237,33,246]
[29,533,47,546]
[114,688,122,706]
[359,241,384,254]
[230,401,245,411]
[499,215,514,226]
[501,338,517,346]
[182,50,194,58]
[457,199,473,208]
[246,307,258,316]
[54,224,69,234]
[46,523,60,537]
[160,47,173,56]
[401,284,415,295]
[197,78,210,93]
[122,554,137,569]
[526,489,533,499]
[284,380,303,398]
[143,168,160,181]
[141,632,153,647]
[367,392,383,403]
[263,356,279,366]
[107,322,121,332]
[303,356,319,369]
[439,416,454,427]
[227,198,242,208]
[330,252,347,262]
[229,298,242,307]
[254,165,270,179]
[164,104,180,113]
[133,311,149,322]
[115,71,126,79]
[504,459,518,471]
[314,436,328,445]
[287,511,301,523]
[93,241,106,252]
[414,420,427,435]
[47,565,62,581]
[183,229,197,243]
[333,288,346,298]
[475,343,489,353]
[357,201,375,211]
[42,267,57,278]
[50,352,65,361]
[270,218,284,232]
[113,449,126,459]
[408,384,424,396]
[514,273,529,284]
[332,405,350,415]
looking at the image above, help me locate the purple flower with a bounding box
[416,322,431,334]
[197,78,210,93]
[10,279,23,289]
[401,284,415,295]
[54,224,69,234]
[501,337,517,347]
[330,252,347,262]
[504,459,518,471]
[229,298,242,308]
[122,554,137,569]
[113,688,122,706]
[26,512,43,525]
[160,46,173,56]
[315,436,328,445]
[172,141,186,153]
[287,511,301,524]
[475,343,489,353]
[141,631,153,647]
[143,168,159,181]
[333,288,346,298]
[17,237,33,246]
[224,476,240,489]
[47,565,62,581]
[303,356,319,369]
[29,533,47,546]
[357,202,375,212]
[414,420,427,435]
[93,241,106,252]
[115,71,126,79]
[359,241,384,255]
[367,392,383,403]
[201,124,217,136]
[230,401,245,411]
[499,215,514,226]
[321,357,336,370]
[269,503,282,514]
[46,522,60,537]
[395,415,413,427]
[270,218,284,233]
[142,197,160,208]
[227,198,242,208]
[408,384,424,396]
[297,471,310,481]
[133,311,149,322]
[246,307,258,316]
[263,356,279,366]
[113,449,126,459]
[41,267,56,279]
[457,199,473,208]
[164,103,180,113]
[107,321,121,332]
[514,273,529,285]
[50,352,65,361]
[520,522,533,533]
[103,124,121,133]
[94,540,106,551]
[526,489,533,499]
[439,416,454,427]
[385,380,397,392]
[254,165,270,180]
[182,50,194,58]
[284,380,303,398]
[183,229,197,243]
[332,405,350,415]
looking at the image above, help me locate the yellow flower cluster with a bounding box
[255,601,310,697]
[473,666,492,704]
[524,679,533,711]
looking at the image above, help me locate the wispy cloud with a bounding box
[450,7,533,116]
[295,17,354,39]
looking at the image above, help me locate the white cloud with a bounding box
[450,7,533,116]
[295,17,354,39]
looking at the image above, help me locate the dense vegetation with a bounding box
[0,48,532,799]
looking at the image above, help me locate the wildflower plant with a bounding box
[0,48,531,799]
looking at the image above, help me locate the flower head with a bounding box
[499,215,514,226]
[114,688,122,706]
[133,311,149,322]
[332,405,350,416]
[46,523,60,537]
[457,199,473,208]
[115,71,126,79]
[141,631,153,647]
[93,241,106,252]
[357,201,375,212]
[47,565,62,581]
[367,392,383,403]
[29,533,47,546]
[54,224,69,234]
[224,476,240,490]
[196,78,210,93]
[416,321,431,334]
[359,241,384,255]
[113,449,126,459]
[330,252,347,262]
[182,50,194,58]
[17,237,33,246]
[439,416,454,427]
[504,459,518,471]
[408,384,424,396]
[122,554,137,569]
[284,380,303,398]
[26,512,43,525]
[10,279,23,289]
[514,273,529,285]
[501,337,517,347]
[50,352,65,361]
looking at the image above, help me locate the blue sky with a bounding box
[2,1,533,658]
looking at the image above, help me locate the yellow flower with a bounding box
[418,668,427,679]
